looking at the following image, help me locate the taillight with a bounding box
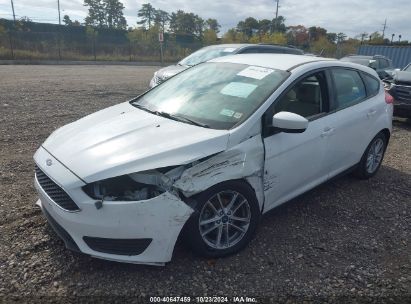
[385,92,394,104]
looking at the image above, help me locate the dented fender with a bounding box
[174,135,265,208]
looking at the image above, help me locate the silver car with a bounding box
[149,44,304,88]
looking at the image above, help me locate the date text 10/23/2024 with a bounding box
[149,296,258,303]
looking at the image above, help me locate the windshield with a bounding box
[404,64,411,72]
[132,62,289,130]
[179,47,238,66]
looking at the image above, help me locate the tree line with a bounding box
[0,1,409,61]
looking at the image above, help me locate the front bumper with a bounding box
[34,147,194,265]
[389,84,411,118]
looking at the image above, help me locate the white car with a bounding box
[34,54,393,265]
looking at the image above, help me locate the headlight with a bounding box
[82,174,164,201]
[82,167,185,202]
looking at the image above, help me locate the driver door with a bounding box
[262,71,331,211]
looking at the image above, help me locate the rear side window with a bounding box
[239,48,261,54]
[362,73,380,96]
[378,58,389,69]
[331,69,366,110]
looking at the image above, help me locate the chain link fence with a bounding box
[0,30,202,62]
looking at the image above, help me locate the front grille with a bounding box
[395,84,411,102]
[35,165,80,211]
[83,236,152,255]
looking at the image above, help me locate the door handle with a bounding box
[367,109,377,118]
[321,127,334,137]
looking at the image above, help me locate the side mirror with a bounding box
[368,60,377,70]
[272,111,308,133]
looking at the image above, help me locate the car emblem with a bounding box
[46,159,53,166]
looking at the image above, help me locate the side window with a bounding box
[259,48,282,54]
[331,69,366,110]
[274,72,327,118]
[362,73,380,96]
[239,48,261,54]
[378,58,389,69]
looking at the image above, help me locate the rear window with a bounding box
[362,73,380,96]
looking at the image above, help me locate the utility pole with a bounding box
[273,0,279,33]
[275,0,279,19]
[381,18,387,39]
[57,0,61,26]
[9,0,16,59]
[57,0,62,60]
[10,0,16,24]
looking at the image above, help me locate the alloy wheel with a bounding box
[366,138,385,174]
[198,190,251,250]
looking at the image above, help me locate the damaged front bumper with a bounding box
[34,147,194,265]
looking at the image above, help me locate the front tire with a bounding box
[184,180,260,258]
[355,132,387,179]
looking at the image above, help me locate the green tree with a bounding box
[205,18,220,33]
[237,17,259,37]
[326,33,337,43]
[104,0,127,29]
[169,10,203,38]
[154,9,170,32]
[310,36,336,57]
[63,15,73,26]
[308,26,327,41]
[222,28,247,43]
[258,19,271,35]
[84,0,106,27]
[203,29,217,44]
[137,3,156,29]
[271,16,286,33]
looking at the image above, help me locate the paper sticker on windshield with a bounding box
[223,47,237,52]
[237,66,274,80]
[220,82,257,98]
[220,109,235,117]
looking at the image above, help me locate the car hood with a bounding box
[156,65,188,79]
[43,102,229,183]
[394,71,411,83]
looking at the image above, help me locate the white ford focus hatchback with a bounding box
[34,54,393,265]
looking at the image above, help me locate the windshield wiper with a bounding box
[132,103,155,113]
[133,103,209,128]
[172,114,210,128]
[154,111,209,128]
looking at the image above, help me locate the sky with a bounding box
[0,0,410,41]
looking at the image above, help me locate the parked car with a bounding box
[340,54,394,79]
[149,44,304,88]
[384,62,411,118]
[34,54,393,265]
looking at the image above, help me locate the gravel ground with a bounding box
[0,65,410,303]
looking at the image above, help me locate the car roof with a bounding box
[210,54,335,71]
[202,43,301,51]
[204,44,253,49]
[343,54,390,60]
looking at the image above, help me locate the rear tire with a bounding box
[184,180,260,258]
[354,132,387,179]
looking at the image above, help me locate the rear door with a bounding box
[321,68,382,177]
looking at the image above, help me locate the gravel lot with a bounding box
[0,65,410,303]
